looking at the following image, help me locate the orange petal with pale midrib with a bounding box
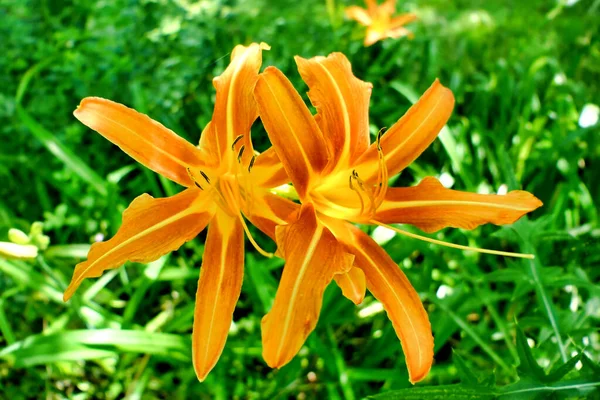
[201,43,269,165]
[345,224,433,384]
[375,177,543,233]
[63,188,214,301]
[254,67,329,199]
[355,79,454,181]
[261,204,353,368]
[74,97,208,187]
[192,211,244,381]
[295,53,373,168]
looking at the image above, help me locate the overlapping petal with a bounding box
[245,192,299,240]
[333,266,367,305]
[64,188,214,300]
[201,42,270,166]
[262,204,353,368]
[192,211,244,381]
[74,97,209,187]
[355,79,455,181]
[250,147,289,188]
[342,224,433,384]
[295,53,373,168]
[375,177,543,233]
[255,67,329,199]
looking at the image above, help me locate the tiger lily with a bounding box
[63,43,297,381]
[254,52,542,383]
[346,0,417,46]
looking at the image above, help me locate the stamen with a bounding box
[237,145,245,163]
[349,174,366,216]
[231,134,244,150]
[199,170,211,184]
[248,155,256,172]
[371,221,535,259]
[239,215,273,258]
[376,127,386,151]
[186,168,203,190]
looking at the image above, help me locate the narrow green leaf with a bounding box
[16,105,109,197]
[514,324,545,381]
[368,384,497,399]
[452,350,480,386]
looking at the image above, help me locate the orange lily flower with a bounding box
[254,52,542,383]
[346,0,417,46]
[63,43,298,381]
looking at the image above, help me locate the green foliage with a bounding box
[369,325,600,399]
[1,0,599,398]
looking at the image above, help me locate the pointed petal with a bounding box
[262,204,353,368]
[245,192,299,240]
[202,42,270,165]
[380,0,397,15]
[64,189,214,300]
[295,53,373,168]
[389,13,417,29]
[74,97,208,187]
[334,266,366,305]
[355,80,454,181]
[365,0,377,13]
[192,211,244,381]
[347,224,433,383]
[386,26,414,40]
[375,177,543,233]
[345,6,372,26]
[254,67,329,199]
[251,147,289,188]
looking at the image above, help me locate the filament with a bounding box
[371,221,535,259]
[239,215,273,258]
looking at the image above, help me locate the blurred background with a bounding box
[1,0,599,398]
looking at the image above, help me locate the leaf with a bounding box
[515,325,546,381]
[543,352,582,383]
[0,330,191,367]
[368,384,497,399]
[452,350,481,386]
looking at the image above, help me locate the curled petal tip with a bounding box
[259,42,271,50]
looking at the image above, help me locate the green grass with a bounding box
[1,0,599,398]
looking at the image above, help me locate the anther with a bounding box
[199,170,211,184]
[248,155,256,172]
[376,127,386,151]
[231,135,244,150]
[237,145,245,163]
[186,167,203,190]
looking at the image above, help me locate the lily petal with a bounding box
[346,224,433,384]
[345,6,372,26]
[355,79,454,181]
[245,192,299,240]
[334,266,367,305]
[389,13,417,29]
[255,67,329,199]
[192,211,244,381]
[64,188,214,301]
[375,177,543,233]
[74,97,208,187]
[202,42,270,166]
[295,53,373,168]
[262,204,353,368]
[251,147,289,188]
